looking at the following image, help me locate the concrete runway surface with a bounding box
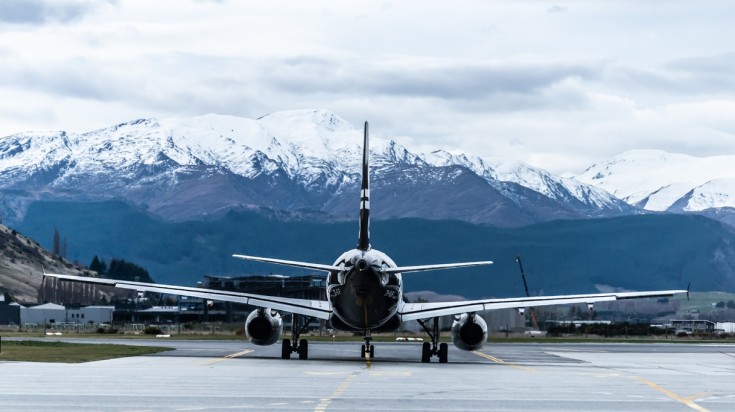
[1,339,734,411]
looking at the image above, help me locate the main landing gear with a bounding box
[417,317,448,363]
[360,332,375,359]
[281,314,314,360]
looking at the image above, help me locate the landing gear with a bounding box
[360,333,374,359]
[281,314,314,360]
[417,317,448,363]
[281,338,291,359]
[298,339,309,360]
[438,342,448,363]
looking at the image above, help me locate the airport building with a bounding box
[202,274,326,300]
[0,301,115,326]
[670,319,716,333]
[202,274,326,322]
[110,274,327,324]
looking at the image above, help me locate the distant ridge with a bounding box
[15,201,735,298]
[577,150,735,220]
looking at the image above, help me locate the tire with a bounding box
[438,342,448,363]
[360,344,366,358]
[421,342,431,363]
[369,344,374,359]
[281,339,291,359]
[298,339,308,360]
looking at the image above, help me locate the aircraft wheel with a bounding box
[421,342,431,363]
[298,339,308,360]
[360,344,366,358]
[369,344,375,359]
[438,343,448,363]
[281,339,291,359]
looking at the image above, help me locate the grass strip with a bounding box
[0,340,172,363]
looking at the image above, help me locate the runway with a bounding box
[1,339,734,411]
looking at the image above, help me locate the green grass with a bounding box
[0,340,172,363]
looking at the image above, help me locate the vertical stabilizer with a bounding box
[357,122,371,251]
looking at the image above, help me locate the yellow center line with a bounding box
[471,351,539,373]
[633,377,710,412]
[200,349,253,366]
[313,372,359,412]
[314,372,359,412]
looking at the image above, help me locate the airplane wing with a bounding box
[43,273,332,320]
[399,289,686,321]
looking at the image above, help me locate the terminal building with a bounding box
[202,274,326,323]
[108,274,326,324]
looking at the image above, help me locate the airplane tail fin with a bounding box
[357,121,370,251]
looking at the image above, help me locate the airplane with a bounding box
[44,122,687,363]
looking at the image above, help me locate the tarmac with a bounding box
[1,338,734,411]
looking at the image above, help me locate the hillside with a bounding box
[0,223,91,303]
[14,200,735,299]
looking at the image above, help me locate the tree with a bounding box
[52,227,60,256]
[90,255,108,274]
[728,300,735,309]
[716,301,725,308]
[107,258,155,283]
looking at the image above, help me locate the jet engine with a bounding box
[451,313,488,351]
[245,308,283,346]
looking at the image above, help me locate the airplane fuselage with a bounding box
[327,248,403,332]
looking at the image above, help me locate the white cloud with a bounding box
[0,0,734,174]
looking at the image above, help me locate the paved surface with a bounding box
[2,338,735,411]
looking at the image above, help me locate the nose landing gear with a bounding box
[360,332,374,359]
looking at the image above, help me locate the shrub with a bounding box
[144,326,162,335]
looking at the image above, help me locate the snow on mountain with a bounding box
[576,150,735,212]
[0,109,629,225]
[424,150,629,213]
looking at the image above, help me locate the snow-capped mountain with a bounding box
[0,109,632,226]
[575,150,735,216]
[424,150,628,213]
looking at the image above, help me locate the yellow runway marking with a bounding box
[472,351,538,373]
[633,377,710,412]
[200,349,253,366]
[313,372,359,412]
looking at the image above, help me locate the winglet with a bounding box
[686,282,691,301]
[357,121,371,251]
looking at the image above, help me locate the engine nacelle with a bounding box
[245,308,283,346]
[451,313,488,351]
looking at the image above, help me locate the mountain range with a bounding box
[0,109,635,227]
[2,109,735,300]
[575,150,735,226]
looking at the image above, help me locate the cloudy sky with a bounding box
[1,0,734,174]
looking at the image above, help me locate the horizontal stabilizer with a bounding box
[232,254,341,273]
[384,261,493,274]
